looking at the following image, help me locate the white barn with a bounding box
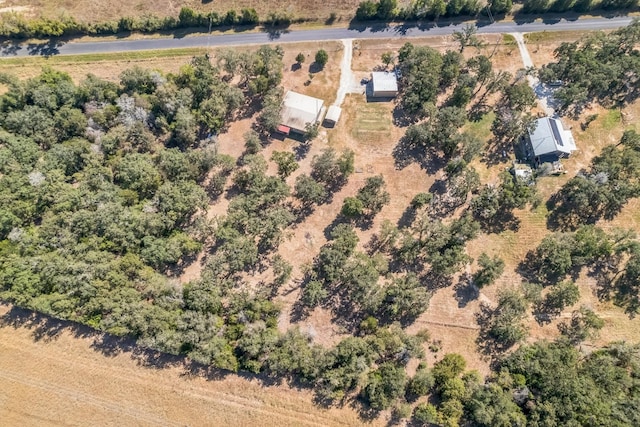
[324,105,342,127]
[278,91,325,135]
[371,71,398,98]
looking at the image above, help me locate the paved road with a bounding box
[0,16,635,58]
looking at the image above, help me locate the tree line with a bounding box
[0,7,303,39]
[355,0,639,22]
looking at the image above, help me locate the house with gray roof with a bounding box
[526,117,577,165]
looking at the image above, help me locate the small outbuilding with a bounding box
[526,117,577,165]
[279,91,325,135]
[371,71,398,98]
[324,105,342,127]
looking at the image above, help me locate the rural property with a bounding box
[1,1,640,426]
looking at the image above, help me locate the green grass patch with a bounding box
[463,112,495,142]
[502,34,516,46]
[524,31,584,44]
[351,102,392,142]
[601,109,622,131]
[0,47,209,66]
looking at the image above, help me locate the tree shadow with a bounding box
[351,396,383,423]
[309,62,325,74]
[392,135,447,173]
[294,141,311,160]
[396,205,417,229]
[261,26,291,40]
[472,210,521,234]
[454,273,479,308]
[0,303,319,392]
[544,187,613,232]
[323,214,349,241]
[0,41,22,56]
[532,300,556,326]
[423,271,454,292]
[482,139,515,167]
[391,103,418,128]
[587,257,622,302]
[26,39,65,57]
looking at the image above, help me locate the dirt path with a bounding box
[334,39,362,107]
[511,32,555,116]
[0,304,381,427]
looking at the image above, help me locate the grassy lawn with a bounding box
[351,102,393,143]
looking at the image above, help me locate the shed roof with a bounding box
[325,105,342,123]
[280,91,324,132]
[528,117,576,157]
[371,71,398,93]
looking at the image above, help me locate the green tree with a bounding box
[490,0,513,13]
[381,274,431,322]
[432,353,467,386]
[377,0,398,19]
[295,52,305,65]
[302,280,328,308]
[315,49,329,69]
[538,281,580,318]
[478,289,529,352]
[361,362,407,410]
[397,43,444,117]
[558,306,604,344]
[381,51,395,68]
[294,174,327,208]
[356,1,379,20]
[406,364,435,397]
[356,175,390,217]
[311,148,354,188]
[452,24,481,53]
[271,151,299,178]
[413,402,442,425]
[171,107,198,149]
[341,197,364,218]
[113,153,162,199]
[473,253,505,288]
[243,130,262,155]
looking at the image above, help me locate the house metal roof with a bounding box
[325,105,342,123]
[280,91,324,132]
[528,117,577,157]
[371,71,398,94]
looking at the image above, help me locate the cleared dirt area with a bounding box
[0,303,380,427]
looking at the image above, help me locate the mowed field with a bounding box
[0,0,411,23]
[0,304,380,427]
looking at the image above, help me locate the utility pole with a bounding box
[206,2,214,54]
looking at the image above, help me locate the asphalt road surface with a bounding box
[0,16,635,58]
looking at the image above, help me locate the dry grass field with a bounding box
[0,303,379,427]
[3,31,640,424]
[0,0,412,23]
